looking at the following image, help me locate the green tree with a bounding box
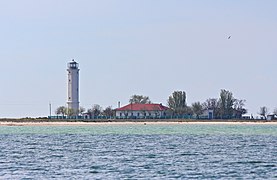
[102,106,115,117]
[191,102,204,119]
[87,104,102,117]
[233,99,247,118]
[219,89,235,118]
[259,106,268,119]
[167,91,187,115]
[66,108,75,116]
[202,98,220,118]
[185,106,193,116]
[55,106,67,116]
[129,95,151,104]
[79,106,86,115]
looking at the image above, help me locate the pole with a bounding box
[49,102,52,118]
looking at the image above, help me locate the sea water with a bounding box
[0,124,276,179]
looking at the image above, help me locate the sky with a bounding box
[0,0,276,118]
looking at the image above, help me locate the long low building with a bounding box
[115,103,170,118]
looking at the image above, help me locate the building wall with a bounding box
[116,110,166,118]
[67,66,79,114]
[201,109,214,119]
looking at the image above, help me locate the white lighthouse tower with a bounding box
[67,59,80,115]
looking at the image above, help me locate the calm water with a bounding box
[0,124,276,179]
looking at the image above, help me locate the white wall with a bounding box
[116,110,165,118]
[67,66,79,114]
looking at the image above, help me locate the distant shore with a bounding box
[0,118,276,126]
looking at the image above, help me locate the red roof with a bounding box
[116,103,169,111]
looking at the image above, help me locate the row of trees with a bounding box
[55,89,276,119]
[167,90,247,119]
[55,105,115,117]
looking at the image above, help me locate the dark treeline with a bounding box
[167,89,247,119]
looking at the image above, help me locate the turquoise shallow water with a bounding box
[1,124,277,135]
[0,124,276,179]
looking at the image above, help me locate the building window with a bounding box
[149,113,151,116]
[120,113,122,117]
[137,112,140,117]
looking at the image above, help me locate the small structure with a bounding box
[201,109,214,119]
[242,114,252,120]
[115,103,170,118]
[267,113,276,120]
[67,59,80,116]
[242,114,264,120]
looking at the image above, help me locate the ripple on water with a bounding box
[0,125,276,179]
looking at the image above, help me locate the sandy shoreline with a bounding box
[1,121,277,126]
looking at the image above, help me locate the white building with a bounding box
[115,103,170,118]
[200,109,214,119]
[67,59,80,115]
[242,114,264,120]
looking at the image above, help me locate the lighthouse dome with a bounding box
[68,59,79,69]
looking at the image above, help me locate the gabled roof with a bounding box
[116,103,169,111]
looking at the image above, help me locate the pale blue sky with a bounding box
[0,0,276,118]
